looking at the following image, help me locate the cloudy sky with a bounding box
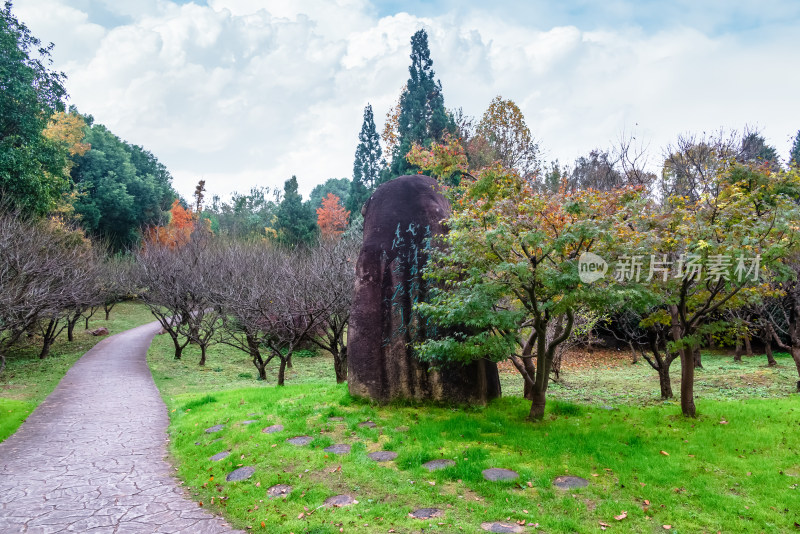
[13,0,800,200]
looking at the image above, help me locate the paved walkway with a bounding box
[0,322,240,534]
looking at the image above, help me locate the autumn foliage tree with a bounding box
[145,199,194,248]
[408,137,643,421]
[316,193,349,239]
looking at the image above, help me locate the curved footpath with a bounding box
[0,321,240,534]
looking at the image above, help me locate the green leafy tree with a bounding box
[348,104,384,213]
[275,176,317,247]
[310,177,350,211]
[204,186,279,239]
[790,130,800,168]
[408,138,643,421]
[0,1,69,215]
[70,119,175,250]
[389,29,452,177]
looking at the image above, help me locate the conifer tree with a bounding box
[348,104,383,214]
[389,29,452,177]
[275,176,317,247]
[790,130,800,168]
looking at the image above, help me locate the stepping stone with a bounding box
[205,424,225,433]
[410,508,443,519]
[241,420,258,425]
[262,424,284,434]
[395,425,410,432]
[210,451,230,462]
[367,451,397,462]
[323,494,356,507]
[482,468,519,481]
[324,444,351,455]
[358,421,377,428]
[226,466,255,482]
[328,416,344,422]
[481,521,525,533]
[553,475,589,489]
[423,459,455,471]
[287,436,313,446]
[267,484,292,498]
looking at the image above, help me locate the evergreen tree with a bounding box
[0,2,69,215]
[389,29,452,177]
[348,104,383,214]
[790,130,800,168]
[275,176,317,247]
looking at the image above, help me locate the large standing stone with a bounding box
[347,175,501,404]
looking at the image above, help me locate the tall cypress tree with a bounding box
[790,130,800,168]
[347,104,383,214]
[389,29,452,177]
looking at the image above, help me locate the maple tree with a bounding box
[408,139,644,420]
[316,193,349,239]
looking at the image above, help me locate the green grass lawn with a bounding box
[149,341,800,533]
[0,301,155,442]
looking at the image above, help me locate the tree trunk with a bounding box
[333,348,347,384]
[658,366,673,399]
[285,353,293,369]
[66,314,81,342]
[744,334,753,357]
[528,388,546,421]
[277,358,287,386]
[764,340,777,367]
[706,334,714,349]
[734,338,743,362]
[693,346,702,368]
[671,306,695,417]
[199,344,206,366]
[171,333,183,360]
[39,337,53,359]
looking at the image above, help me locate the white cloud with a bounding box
[10,0,800,200]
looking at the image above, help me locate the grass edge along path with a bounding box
[0,301,156,443]
[149,353,800,533]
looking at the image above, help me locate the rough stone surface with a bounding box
[481,522,525,533]
[324,444,351,455]
[410,508,442,519]
[225,466,255,482]
[482,468,519,481]
[210,451,230,462]
[0,321,240,533]
[347,174,502,404]
[240,420,257,425]
[328,417,344,422]
[553,475,589,489]
[423,459,455,471]
[357,421,377,428]
[367,451,398,462]
[205,424,225,433]
[89,326,109,336]
[267,485,292,498]
[287,436,313,446]
[262,424,283,434]
[323,495,356,507]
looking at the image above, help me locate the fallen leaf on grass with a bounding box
[663,526,672,530]
[644,499,650,505]
[660,451,670,456]
[614,511,628,521]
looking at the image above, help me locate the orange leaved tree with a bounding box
[316,193,349,239]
